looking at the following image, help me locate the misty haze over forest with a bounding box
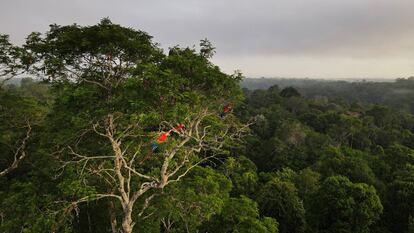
[2,0,414,79]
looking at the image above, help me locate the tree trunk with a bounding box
[121,206,134,233]
[108,200,118,233]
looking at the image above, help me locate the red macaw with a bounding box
[175,124,185,132]
[157,131,170,143]
[220,105,232,118]
[223,105,232,113]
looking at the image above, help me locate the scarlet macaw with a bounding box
[151,131,171,152]
[220,105,232,118]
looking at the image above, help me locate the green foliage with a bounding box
[220,156,259,197]
[201,196,279,233]
[138,166,232,232]
[199,38,216,59]
[242,77,414,115]
[0,181,61,233]
[2,20,414,233]
[383,144,414,171]
[0,84,47,173]
[294,168,320,203]
[280,87,301,98]
[316,146,378,186]
[256,176,305,233]
[382,164,414,233]
[0,34,26,78]
[309,176,383,233]
[239,83,414,233]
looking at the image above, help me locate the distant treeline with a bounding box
[242,77,414,113]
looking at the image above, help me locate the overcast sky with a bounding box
[1,0,414,79]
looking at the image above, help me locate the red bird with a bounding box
[223,105,232,113]
[175,124,185,132]
[157,132,170,143]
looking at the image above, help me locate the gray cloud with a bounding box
[1,0,414,78]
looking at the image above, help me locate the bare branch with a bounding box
[0,121,32,177]
[119,155,158,181]
[138,194,158,217]
[167,155,215,185]
[53,108,250,233]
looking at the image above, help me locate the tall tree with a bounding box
[25,19,247,233]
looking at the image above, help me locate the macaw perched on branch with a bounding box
[157,131,170,143]
[175,123,185,132]
[150,122,185,151]
[171,123,186,138]
[141,131,171,164]
[151,131,171,152]
[220,105,232,118]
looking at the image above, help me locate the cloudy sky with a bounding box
[1,0,414,79]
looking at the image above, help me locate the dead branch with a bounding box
[56,108,249,233]
[0,121,32,177]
